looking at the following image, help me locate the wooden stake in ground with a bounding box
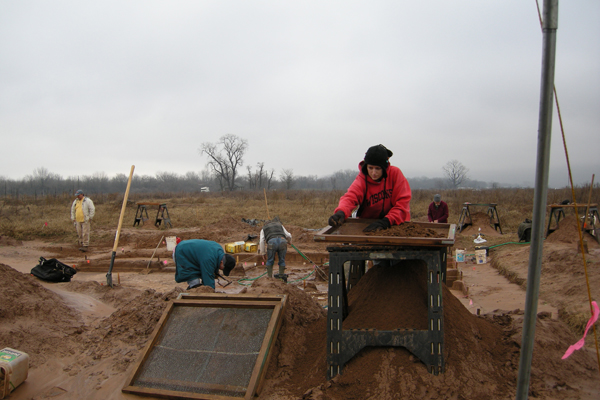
[107,165,135,288]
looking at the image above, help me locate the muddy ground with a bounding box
[0,214,599,399]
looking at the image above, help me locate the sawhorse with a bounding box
[326,245,448,380]
[546,204,599,243]
[133,203,172,228]
[457,203,503,234]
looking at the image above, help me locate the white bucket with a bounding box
[455,249,465,263]
[166,236,177,251]
[0,348,29,399]
[475,249,487,264]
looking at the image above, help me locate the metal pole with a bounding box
[516,1,558,398]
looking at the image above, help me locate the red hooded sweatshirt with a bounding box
[334,161,411,225]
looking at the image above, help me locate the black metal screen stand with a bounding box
[133,205,150,227]
[154,204,172,228]
[457,203,503,234]
[326,245,447,380]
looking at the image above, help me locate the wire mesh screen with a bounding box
[132,305,273,398]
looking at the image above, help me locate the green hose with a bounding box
[237,271,267,286]
[488,241,530,248]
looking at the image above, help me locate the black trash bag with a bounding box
[517,219,533,242]
[31,257,77,282]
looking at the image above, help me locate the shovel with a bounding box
[107,165,135,288]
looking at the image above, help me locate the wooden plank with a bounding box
[179,293,286,302]
[548,203,597,208]
[254,296,288,396]
[123,301,176,390]
[122,384,235,400]
[172,299,282,309]
[134,376,246,396]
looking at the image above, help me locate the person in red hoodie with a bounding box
[328,144,411,232]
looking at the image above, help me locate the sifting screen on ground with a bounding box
[132,305,273,398]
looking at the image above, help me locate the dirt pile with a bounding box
[365,222,445,238]
[255,262,599,399]
[0,263,83,367]
[246,279,328,397]
[343,262,429,330]
[460,211,502,237]
[546,215,597,244]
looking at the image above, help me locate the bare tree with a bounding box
[442,160,469,188]
[256,162,265,189]
[266,169,275,190]
[280,169,295,190]
[246,165,255,189]
[246,162,267,190]
[31,167,51,196]
[200,134,248,191]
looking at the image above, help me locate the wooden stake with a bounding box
[146,235,164,269]
[583,174,595,229]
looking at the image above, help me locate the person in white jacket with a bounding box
[259,217,292,279]
[70,189,95,251]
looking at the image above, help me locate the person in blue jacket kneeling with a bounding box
[173,239,236,290]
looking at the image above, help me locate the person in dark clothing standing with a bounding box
[259,217,292,278]
[427,194,449,223]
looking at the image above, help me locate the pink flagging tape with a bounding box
[562,301,599,360]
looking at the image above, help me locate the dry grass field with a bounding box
[1,187,597,242]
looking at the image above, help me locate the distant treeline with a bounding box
[0,167,496,199]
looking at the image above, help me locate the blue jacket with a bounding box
[173,239,224,289]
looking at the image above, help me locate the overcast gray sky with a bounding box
[1,1,598,188]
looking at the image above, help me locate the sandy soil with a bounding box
[0,215,599,399]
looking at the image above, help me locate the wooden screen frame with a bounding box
[122,293,287,400]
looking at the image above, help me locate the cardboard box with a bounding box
[244,242,257,252]
[475,249,487,264]
[225,241,245,254]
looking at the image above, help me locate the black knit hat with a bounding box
[361,144,393,177]
[223,254,236,276]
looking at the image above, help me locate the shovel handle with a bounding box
[112,165,135,252]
